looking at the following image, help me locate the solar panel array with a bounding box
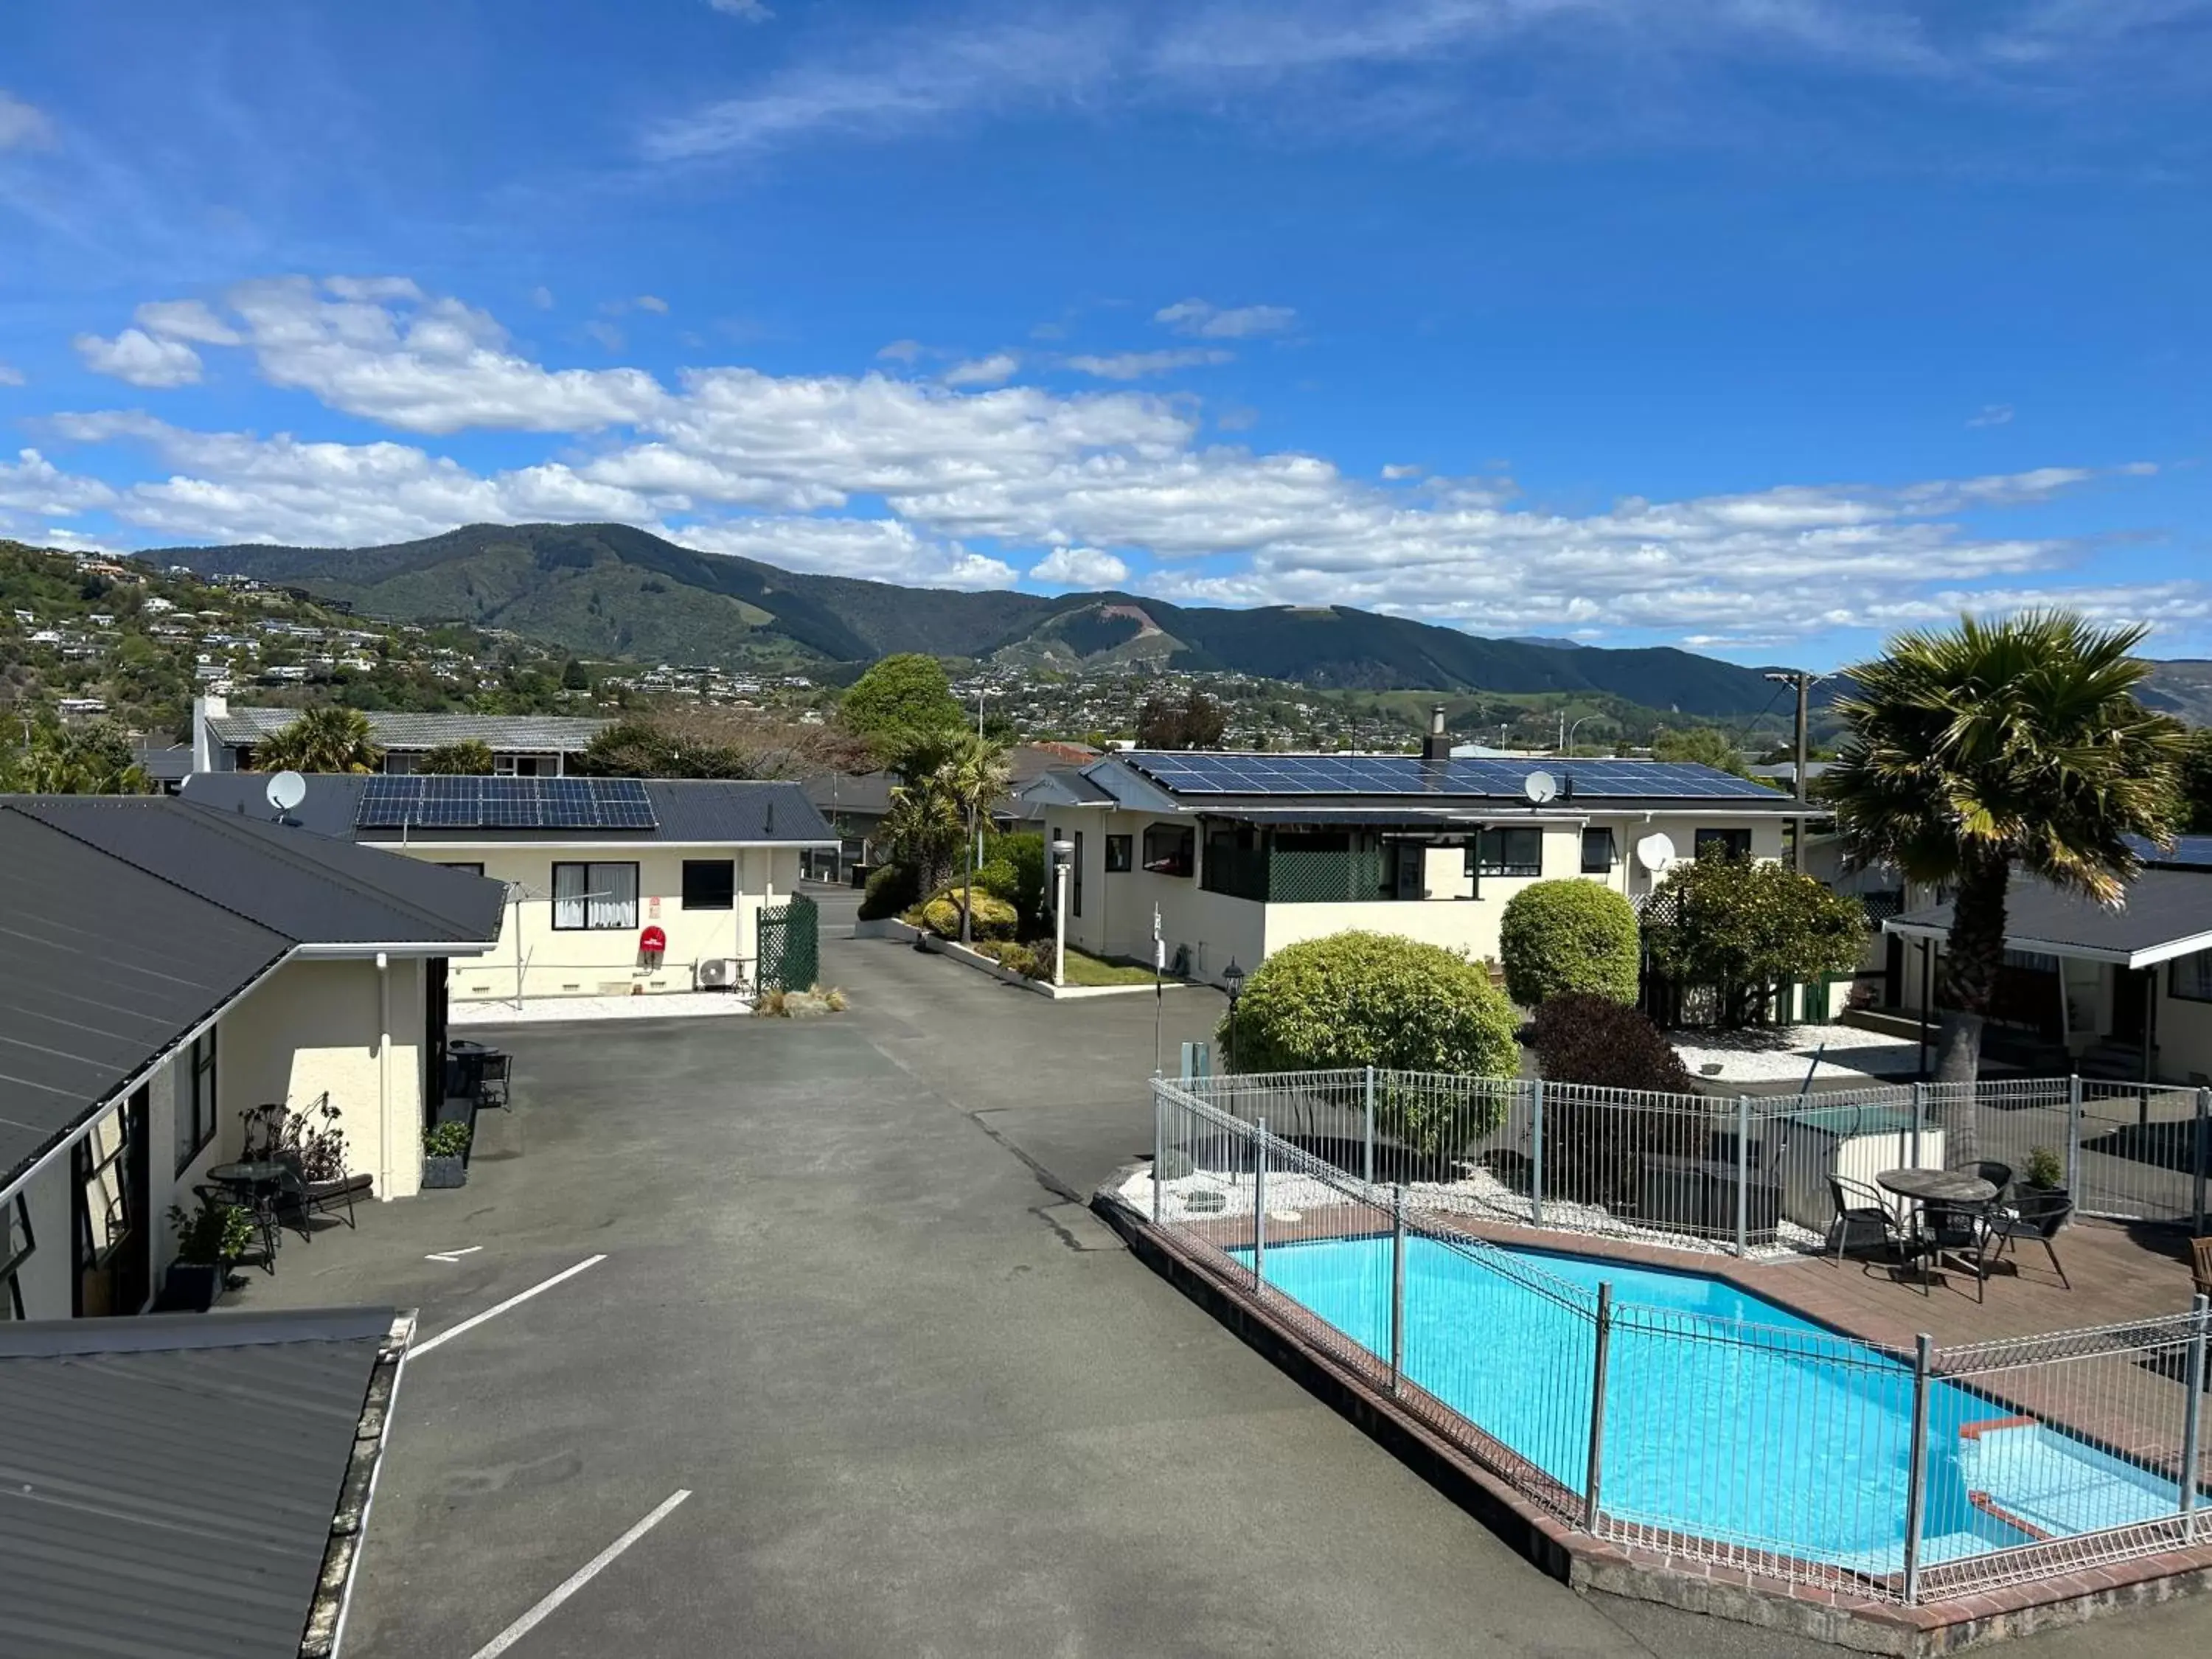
[354,776,659,830]
[1121,752,1780,800]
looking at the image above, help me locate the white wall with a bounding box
[2154,967,2212,1084]
[383,841,804,1000]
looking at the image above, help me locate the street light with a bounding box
[1049,840,1075,986]
[1222,957,1246,1072]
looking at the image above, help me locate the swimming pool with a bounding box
[1230,1233,2185,1576]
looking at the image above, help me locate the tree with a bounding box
[8,723,150,793]
[417,739,496,775]
[1826,613,2187,1154]
[2179,727,2212,833]
[1136,687,1228,751]
[1498,880,1640,1008]
[1649,726,1747,776]
[880,765,963,897]
[252,706,383,773]
[572,719,750,779]
[560,658,591,692]
[841,654,964,747]
[1639,854,1863,1028]
[1527,995,1703,1210]
[939,730,1013,945]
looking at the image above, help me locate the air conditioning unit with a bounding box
[697,958,740,991]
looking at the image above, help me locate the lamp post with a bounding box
[1222,957,1246,1073]
[1050,840,1074,987]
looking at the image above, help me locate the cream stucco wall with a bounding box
[375,841,804,1000]
[1044,804,1788,989]
[2154,965,2212,1084]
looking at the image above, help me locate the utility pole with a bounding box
[1763,670,1816,872]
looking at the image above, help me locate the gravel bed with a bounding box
[1672,1023,1921,1085]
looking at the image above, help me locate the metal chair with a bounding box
[1951,1159,2014,1205]
[1988,1191,2073,1290]
[2192,1237,2212,1302]
[1920,1198,1996,1301]
[476,1051,512,1113]
[269,1150,371,1237]
[198,1180,279,1272]
[1826,1175,1909,1270]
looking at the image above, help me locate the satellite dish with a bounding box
[1635,832,1677,872]
[1522,770,1558,806]
[266,770,307,815]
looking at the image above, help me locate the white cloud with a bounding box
[582,319,626,351]
[1029,546,1130,588]
[74,328,204,388]
[529,285,557,310]
[0,91,55,153]
[1155,298,1297,338]
[133,299,243,347]
[875,338,924,363]
[1967,403,2015,428]
[1380,462,1422,479]
[0,364,23,387]
[942,352,1020,387]
[1065,348,1233,380]
[0,448,116,515]
[708,0,775,18]
[635,293,670,314]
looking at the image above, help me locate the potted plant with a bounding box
[2015,1144,2070,1225]
[422,1121,472,1189]
[164,1194,252,1311]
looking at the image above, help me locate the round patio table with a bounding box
[207,1161,288,1264]
[1876,1168,1997,1206]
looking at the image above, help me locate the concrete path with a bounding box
[243,886,2212,1658]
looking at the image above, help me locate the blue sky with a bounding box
[1,1,2206,669]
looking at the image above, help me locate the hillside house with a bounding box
[191,692,613,776]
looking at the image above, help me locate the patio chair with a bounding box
[268,1150,372,1237]
[476,1051,512,1113]
[1986,1190,2073,1290]
[1951,1159,2014,1205]
[1921,1199,1996,1303]
[1826,1175,1907,1270]
[2193,1237,2212,1302]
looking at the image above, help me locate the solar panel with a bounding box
[352,773,661,830]
[1121,751,1782,801]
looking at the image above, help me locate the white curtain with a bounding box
[588,863,639,930]
[553,863,588,929]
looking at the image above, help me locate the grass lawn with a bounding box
[1060,948,1168,987]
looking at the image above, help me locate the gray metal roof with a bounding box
[206,705,613,754]
[803,770,896,820]
[0,1306,400,1659]
[181,773,837,846]
[0,811,288,1185]
[1886,867,2212,968]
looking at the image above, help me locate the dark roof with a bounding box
[206,705,611,754]
[1887,867,2212,967]
[130,742,194,783]
[0,798,505,1193]
[181,773,836,846]
[803,770,896,820]
[0,1306,402,1659]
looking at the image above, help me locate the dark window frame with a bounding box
[175,1027,218,1175]
[1142,822,1194,877]
[1471,827,1543,880]
[551,860,641,931]
[1581,827,1615,874]
[1695,827,1754,861]
[439,860,485,877]
[1072,831,1084,917]
[0,1194,32,1320]
[2171,950,2212,1004]
[681,858,737,911]
[1105,834,1133,873]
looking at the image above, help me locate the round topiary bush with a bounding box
[1498,879,1640,1008]
[858,862,920,922]
[915,888,1018,941]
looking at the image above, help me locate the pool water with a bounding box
[1230,1234,2183,1574]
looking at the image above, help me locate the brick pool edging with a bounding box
[1091,1172,2212,1655]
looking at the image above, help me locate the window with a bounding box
[682,859,736,911]
[2172,950,2212,1004]
[175,1028,217,1174]
[1072,831,1084,918]
[552,861,640,929]
[1142,823,1194,877]
[1695,827,1753,861]
[439,861,484,877]
[1472,827,1543,879]
[0,1195,32,1320]
[1581,827,1615,874]
[1105,834,1133,873]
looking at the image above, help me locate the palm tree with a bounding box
[882,768,962,898]
[253,706,384,773]
[1826,612,2186,1155]
[941,731,1013,944]
[12,724,150,793]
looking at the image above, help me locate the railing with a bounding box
[1175,1068,2212,1245]
[1146,1080,2212,1607]
[1197,844,1393,903]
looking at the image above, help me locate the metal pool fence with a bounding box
[1161,1068,2212,1248]
[1147,1080,2212,1607]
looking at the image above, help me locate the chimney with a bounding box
[1422,703,1451,761]
[190,692,227,774]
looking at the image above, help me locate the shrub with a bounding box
[914,888,1018,941]
[1222,931,1520,1153]
[858,862,920,921]
[2024,1145,2065,1191]
[1001,832,1046,929]
[1641,856,1863,1027]
[423,1121,472,1158]
[1498,880,1640,1008]
[975,855,1021,904]
[1528,994,1703,1209]
[1528,993,1696,1093]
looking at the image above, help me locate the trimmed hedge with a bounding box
[1498,880,1640,1008]
[1527,993,1702,1210]
[914,888,1018,941]
[1225,931,1517,1077]
[858,862,919,922]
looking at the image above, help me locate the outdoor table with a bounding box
[208,1161,288,1262]
[445,1040,499,1100]
[1877,1167,1997,1289]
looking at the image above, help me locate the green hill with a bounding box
[152,521,1801,713]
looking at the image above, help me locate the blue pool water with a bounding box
[1231,1234,2183,1573]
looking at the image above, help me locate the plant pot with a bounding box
[422,1154,468,1189]
[163,1262,222,1312]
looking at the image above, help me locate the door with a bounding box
[1395,844,1425,900]
[74,1088,150,1317]
[2112,965,2149,1045]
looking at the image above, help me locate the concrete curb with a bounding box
[855,918,1190,1001]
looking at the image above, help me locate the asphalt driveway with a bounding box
[240,888,2212,1658]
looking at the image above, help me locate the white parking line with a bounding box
[426,1245,483,1264]
[468,1489,692,1659]
[412,1255,606,1357]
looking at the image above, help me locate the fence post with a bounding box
[1583,1281,1613,1531]
[1364,1065,1377,1189]
[1531,1078,1546,1231]
[1734,1093,1753,1257]
[2196,1089,2210,1239]
[1152,1083,1165,1225]
[2185,1294,2208,1543]
[1252,1116,1267,1294]
[2067,1074,2084,1197]
[1390,1183,1407,1399]
[1902,1332,1933,1605]
[1910,1082,1925,1170]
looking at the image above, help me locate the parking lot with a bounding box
[247,889,2212,1658]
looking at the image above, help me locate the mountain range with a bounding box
[149,522,2212,723]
